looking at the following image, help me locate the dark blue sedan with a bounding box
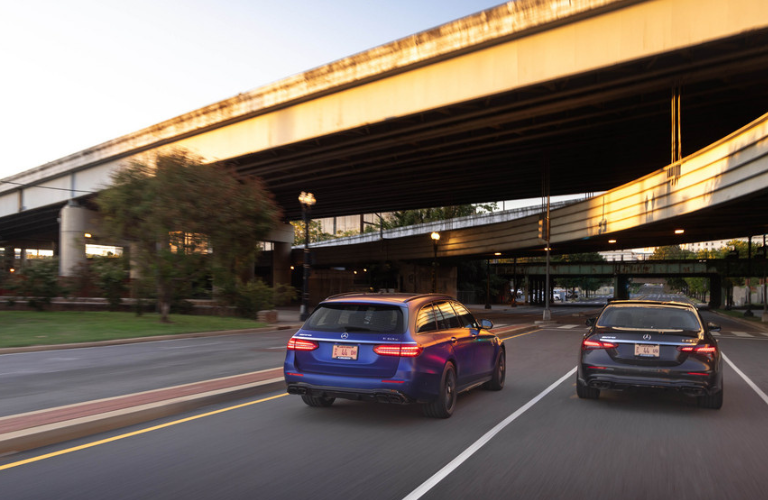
[284,293,505,418]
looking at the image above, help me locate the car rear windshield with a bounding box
[597,305,701,335]
[305,303,405,334]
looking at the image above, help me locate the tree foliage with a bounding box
[96,150,280,322]
[383,203,498,229]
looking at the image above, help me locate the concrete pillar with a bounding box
[709,274,722,309]
[272,241,292,286]
[59,204,95,276]
[614,275,630,300]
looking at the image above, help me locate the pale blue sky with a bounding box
[0,0,506,179]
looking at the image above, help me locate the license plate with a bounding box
[635,344,660,357]
[332,345,358,360]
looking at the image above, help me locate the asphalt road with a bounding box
[2,307,767,499]
[0,329,296,417]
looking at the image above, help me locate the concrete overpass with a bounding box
[2,0,768,278]
[306,111,768,262]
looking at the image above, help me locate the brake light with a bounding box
[582,339,618,350]
[373,344,423,357]
[287,338,319,351]
[678,344,717,354]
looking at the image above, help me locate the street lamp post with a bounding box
[485,258,491,309]
[299,191,316,321]
[431,232,440,293]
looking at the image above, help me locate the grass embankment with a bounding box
[714,308,768,324]
[0,311,266,348]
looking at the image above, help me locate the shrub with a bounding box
[7,259,66,311]
[218,280,298,319]
[91,256,129,311]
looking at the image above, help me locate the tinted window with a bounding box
[305,304,404,333]
[597,306,701,334]
[451,301,477,328]
[416,305,438,333]
[435,301,461,330]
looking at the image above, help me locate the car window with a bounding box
[305,304,404,333]
[451,301,478,328]
[416,305,438,333]
[435,301,461,330]
[597,306,701,334]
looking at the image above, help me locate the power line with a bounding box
[0,180,97,194]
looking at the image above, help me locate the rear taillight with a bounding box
[678,344,717,355]
[373,344,423,357]
[287,338,319,351]
[582,339,618,350]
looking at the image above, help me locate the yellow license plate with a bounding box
[635,344,660,357]
[332,345,358,360]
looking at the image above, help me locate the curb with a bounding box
[0,371,285,456]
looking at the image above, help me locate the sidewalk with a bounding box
[0,309,538,456]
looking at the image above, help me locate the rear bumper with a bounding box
[579,367,722,396]
[286,382,415,404]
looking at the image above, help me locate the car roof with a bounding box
[321,293,454,307]
[605,300,697,310]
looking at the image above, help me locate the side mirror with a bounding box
[479,319,494,330]
[707,322,721,332]
[586,317,596,327]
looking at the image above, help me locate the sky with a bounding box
[0,0,507,180]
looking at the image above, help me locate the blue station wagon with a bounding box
[284,293,505,418]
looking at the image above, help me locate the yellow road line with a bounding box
[502,330,539,342]
[0,393,289,472]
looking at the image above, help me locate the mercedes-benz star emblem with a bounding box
[341,333,349,339]
[643,334,652,340]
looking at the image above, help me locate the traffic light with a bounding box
[537,217,549,241]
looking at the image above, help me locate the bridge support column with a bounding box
[272,242,292,286]
[59,204,100,277]
[709,274,723,309]
[266,223,295,287]
[614,275,630,300]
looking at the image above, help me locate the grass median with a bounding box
[0,311,268,348]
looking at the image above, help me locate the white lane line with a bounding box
[558,324,578,329]
[712,331,721,336]
[722,352,768,407]
[402,366,577,500]
[759,332,768,338]
[731,331,754,338]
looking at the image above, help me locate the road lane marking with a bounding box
[722,352,768,407]
[760,332,768,338]
[402,366,577,500]
[501,330,539,342]
[0,393,289,472]
[558,325,578,329]
[712,331,721,336]
[731,331,753,338]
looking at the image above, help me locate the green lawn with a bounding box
[0,311,267,348]
[714,308,768,324]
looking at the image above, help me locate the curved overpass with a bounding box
[310,111,768,263]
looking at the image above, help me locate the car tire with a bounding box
[423,362,457,418]
[698,388,723,409]
[576,377,600,399]
[301,394,335,407]
[484,348,506,391]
